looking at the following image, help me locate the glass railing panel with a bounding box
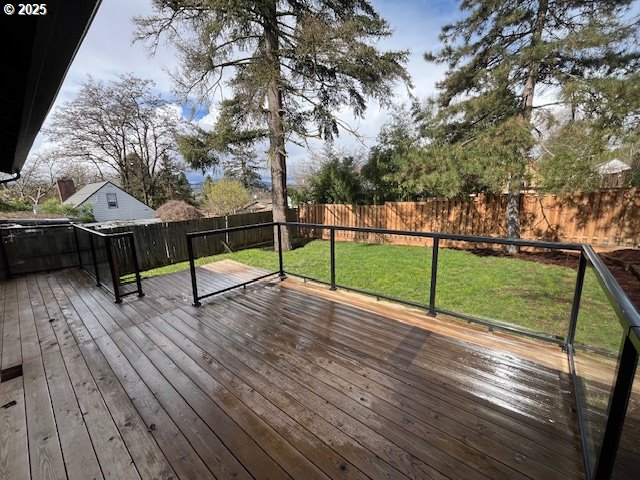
[573,263,627,476]
[435,240,578,340]
[333,232,431,307]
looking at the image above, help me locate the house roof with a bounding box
[598,159,631,175]
[0,0,102,175]
[63,181,112,206]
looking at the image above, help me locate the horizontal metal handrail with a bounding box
[280,221,584,250]
[72,223,134,238]
[186,221,276,239]
[582,244,640,332]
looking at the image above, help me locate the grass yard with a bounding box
[137,240,620,352]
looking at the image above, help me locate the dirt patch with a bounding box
[601,260,640,310]
[599,249,640,311]
[459,247,581,268]
[458,246,640,311]
[604,249,640,265]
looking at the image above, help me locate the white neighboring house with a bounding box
[63,181,155,222]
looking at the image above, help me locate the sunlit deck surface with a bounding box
[0,261,593,479]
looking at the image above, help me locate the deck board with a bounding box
[2,279,21,375]
[0,261,618,479]
[0,377,30,480]
[42,349,103,480]
[59,344,140,480]
[77,340,175,480]
[23,354,67,480]
[94,334,216,480]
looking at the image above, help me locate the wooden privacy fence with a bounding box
[298,189,640,249]
[0,209,298,277]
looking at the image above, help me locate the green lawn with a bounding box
[137,240,621,352]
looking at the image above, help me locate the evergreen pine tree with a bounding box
[423,0,639,249]
[136,0,410,250]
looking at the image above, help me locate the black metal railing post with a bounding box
[105,237,121,303]
[89,234,100,286]
[277,223,284,278]
[129,233,144,297]
[330,227,336,290]
[594,335,639,480]
[567,251,587,347]
[428,237,439,316]
[73,225,82,268]
[187,235,200,306]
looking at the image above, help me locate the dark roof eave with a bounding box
[0,0,102,175]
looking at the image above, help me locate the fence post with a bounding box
[330,227,336,290]
[73,225,82,268]
[567,251,587,347]
[129,234,144,297]
[277,223,284,278]
[187,235,200,306]
[89,234,100,286]
[594,335,638,480]
[105,237,121,303]
[428,237,439,316]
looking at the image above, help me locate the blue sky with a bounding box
[33,0,461,183]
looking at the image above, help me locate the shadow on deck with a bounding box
[0,261,612,479]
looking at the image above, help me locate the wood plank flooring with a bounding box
[0,260,615,479]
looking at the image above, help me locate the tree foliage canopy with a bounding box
[201,178,251,216]
[305,155,366,205]
[137,0,410,144]
[361,107,419,204]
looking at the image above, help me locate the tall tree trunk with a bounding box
[521,0,548,121]
[505,177,521,254]
[505,0,548,252]
[263,0,292,251]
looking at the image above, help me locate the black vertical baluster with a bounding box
[129,233,144,297]
[567,251,587,347]
[89,234,100,286]
[187,235,200,306]
[105,236,121,303]
[277,223,284,278]
[73,225,82,268]
[330,227,336,290]
[428,237,439,316]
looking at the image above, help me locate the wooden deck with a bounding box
[0,261,591,479]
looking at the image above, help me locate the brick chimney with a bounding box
[57,178,76,202]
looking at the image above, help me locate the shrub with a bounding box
[0,197,31,212]
[40,199,95,222]
[155,200,203,222]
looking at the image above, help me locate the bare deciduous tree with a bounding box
[45,74,188,208]
[8,149,104,206]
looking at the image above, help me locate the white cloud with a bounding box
[195,110,219,132]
